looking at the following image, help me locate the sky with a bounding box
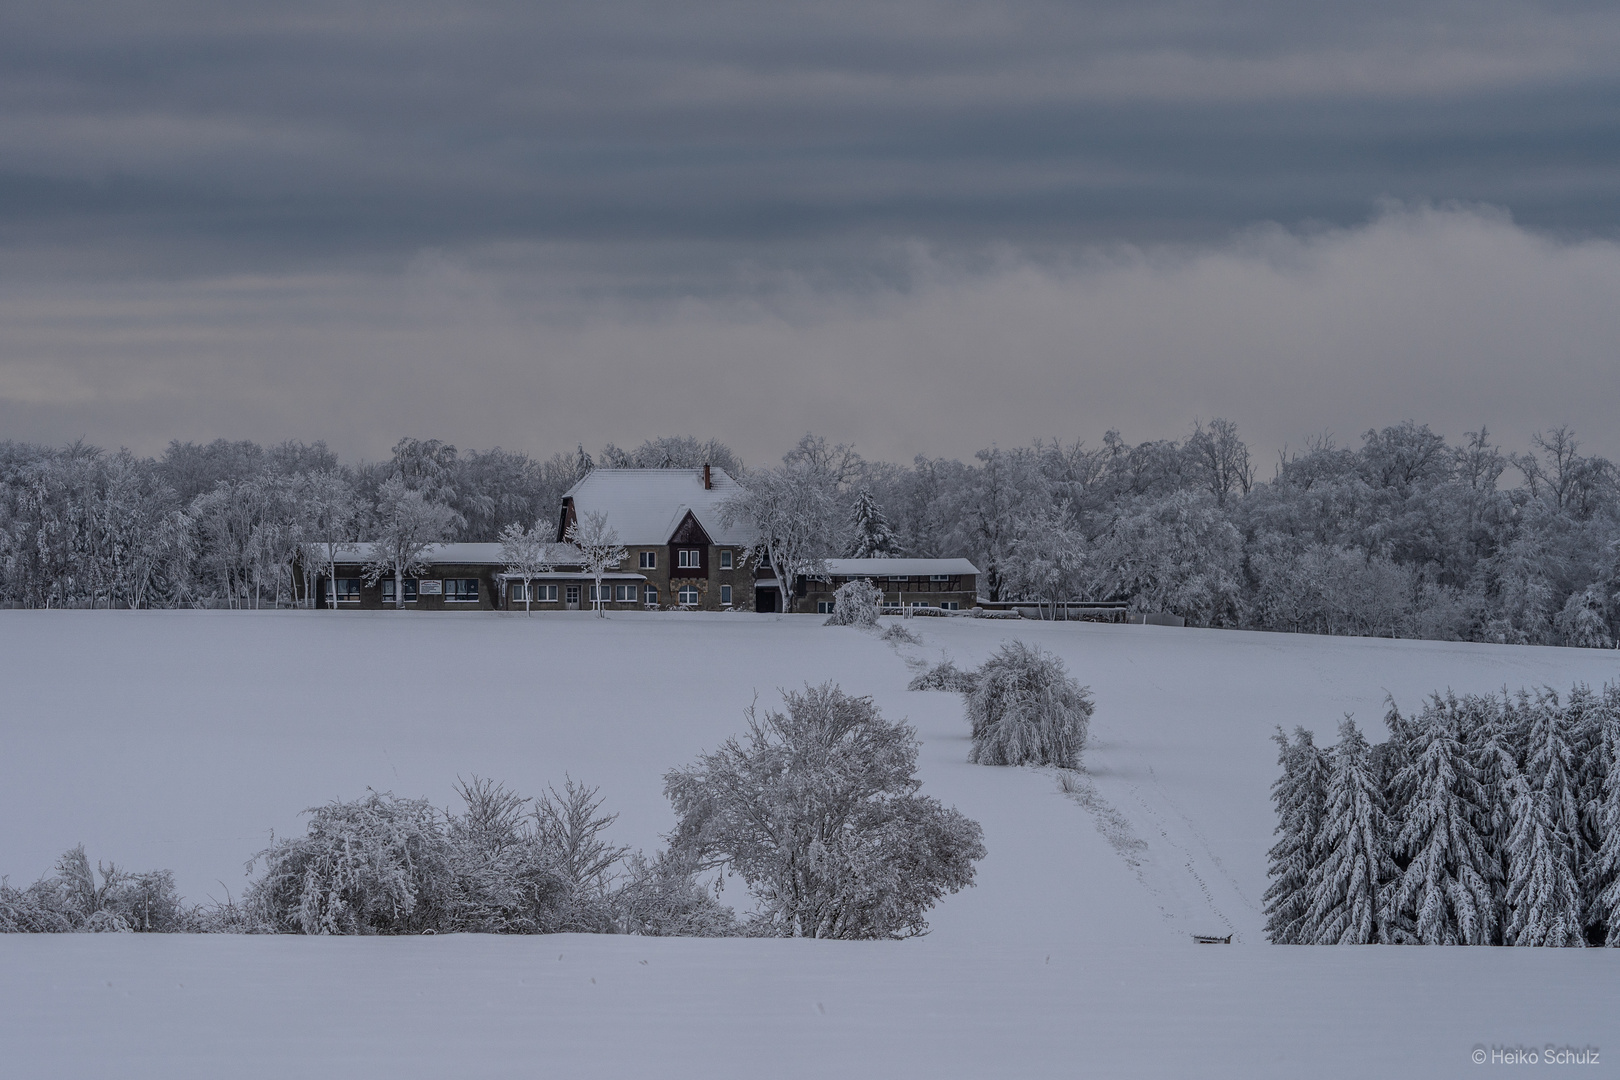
[3,0,1619,467]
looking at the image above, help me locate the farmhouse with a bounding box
[557,466,758,611]
[314,466,982,613]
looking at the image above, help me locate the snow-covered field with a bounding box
[3,611,1617,1078]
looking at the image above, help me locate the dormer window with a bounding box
[677,549,702,569]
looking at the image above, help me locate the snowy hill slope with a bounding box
[2,611,1617,1078]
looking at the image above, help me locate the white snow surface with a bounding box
[2,611,1617,1078]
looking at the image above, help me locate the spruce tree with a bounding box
[1468,691,1522,940]
[1386,697,1496,944]
[1303,718,1397,944]
[1504,780,1585,946]
[1263,727,1329,944]
[1586,707,1620,945]
[847,487,900,558]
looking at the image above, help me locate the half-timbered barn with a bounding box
[799,558,980,613]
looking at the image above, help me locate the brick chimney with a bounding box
[703,463,712,489]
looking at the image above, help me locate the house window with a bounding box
[941,601,960,610]
[911,601,931,608]
[639,551,657,569]
[889,575,909,582]
[719,550,733,570]
[511,583,558,603]
[720,584,732,605]
[588,585,604,602]
[330,578,362,602]
[677,549,701,569]
[445,578,479,602]
[381,578,418,603]
[931,574,951,582]
[677,584,700,606]
[644,585,658,607]
[816,600,832,614]
[614,584,637,602]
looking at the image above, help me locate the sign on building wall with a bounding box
[418,579,443,595]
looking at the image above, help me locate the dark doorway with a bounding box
[754,587,778,613]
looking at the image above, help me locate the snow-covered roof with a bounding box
[562,468,755,547]
[823,558,980,578]
[327,542,584,567]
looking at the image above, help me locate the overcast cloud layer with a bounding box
[3,0,1618,461]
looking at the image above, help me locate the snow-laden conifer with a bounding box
[1504,780,1586,946]
[823,577,882,628]
[1263,727,1329,944]
[966,641,1092,769]
[1584,706,1620,944]
[847,487,899,558]
[1385,698,1496,944]
[1302,717,1397,944]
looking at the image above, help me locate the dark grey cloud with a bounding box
[2,1,1618,460]
[5,0,1620,269]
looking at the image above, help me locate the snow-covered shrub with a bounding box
[0,846,186,933]
[880,623,922,646]
[664,684,986,939]
[907,659,980,694]
[245,779,632,935]
[613,850,738,937]
[823,578,883,627]
[248,791,456,935]
[966,641,1092,768]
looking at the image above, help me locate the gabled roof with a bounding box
[824,558,980,578]
[561,468,755,547]
[326,542,584,567]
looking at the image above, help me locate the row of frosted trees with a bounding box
[1265,685,1620,946]
[7,422,1620,646]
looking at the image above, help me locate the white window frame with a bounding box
[931,574,952,582]
[890,575,909,582]
[331,578,363,603]
[719,550,733,570]
[445,578,480,603]
[816,600,832,614]
[677,548,701,569]
[677,584,700,606]
[614,583,637,602]
[639,551,656,569]
[941,601,960,610]
[720,584,732,606]
[644,585,659,607]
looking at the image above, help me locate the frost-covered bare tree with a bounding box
[664,684,985,939]
[365,477,462,609]
[498,520,552,614]
[721,459,838,614]
[564,510,626,617]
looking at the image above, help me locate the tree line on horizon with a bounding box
[1,422,1618,648]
